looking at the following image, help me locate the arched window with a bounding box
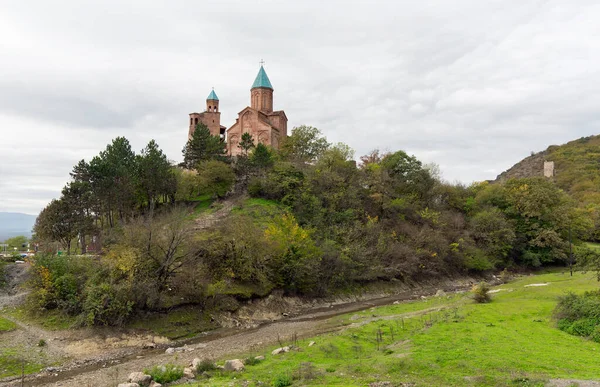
[208,106,212,112]
[194,118,198,125]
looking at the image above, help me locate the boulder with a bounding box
[271,346,290,355]
[224,359,245,372]
[191,357,202,369]
[149,382,162,387]
[254,355,265,361]
[118,384,140,387]
[128,372,152,386]
[435,289,446,297]
[183,367,195,379]
[308,341,315,347]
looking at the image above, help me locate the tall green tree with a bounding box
[135,140,176,213]
[281,125,330,164]
[34,199,78,254]
[238,132,255,156]
[197,160,236,199]
[182,123,226,169]
[62,181,95,254]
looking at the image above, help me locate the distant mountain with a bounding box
[496,135,600,205]
[0,212,36,242]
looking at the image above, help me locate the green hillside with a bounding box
[497,134,600,239]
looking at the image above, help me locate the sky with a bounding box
[1,0,599,215]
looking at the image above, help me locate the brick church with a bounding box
[188,65,288,156]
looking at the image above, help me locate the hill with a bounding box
[496,135,600,205]
[0,212,36,242]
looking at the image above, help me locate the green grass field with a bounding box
[0,316,17,332]
[182,271,600,386]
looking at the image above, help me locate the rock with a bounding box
[128,372,152,386]
[223,359,245,372]
[254,355,265,361]
[165,346,185,354]
[271,346,290,355]
[118,384,140,387]
[183,367,195,378]
[191,357,202,368]
[369,382,392,387]
[393,301,400,305]
[45,367,60,373]
[435,289,446,297]
[142,342,156,349]
[420,295,427,300]
[149,382,162,387]
[308,341,315,347]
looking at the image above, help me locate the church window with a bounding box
[208,106,212,112]
[194,118,198,125]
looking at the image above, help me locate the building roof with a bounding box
[207,89,219,100]
[251,66,273,90]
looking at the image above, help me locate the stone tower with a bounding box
[226,65,287,156]
[188,89,226,140]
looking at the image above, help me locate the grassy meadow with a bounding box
[183,271,600,387]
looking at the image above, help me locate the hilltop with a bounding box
[496,134,600,205]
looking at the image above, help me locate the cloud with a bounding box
[1,0,599,214]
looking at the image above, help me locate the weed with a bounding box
[273,374,292,387]
[195,359,217,373]
[244,356,262,366]
[37,339,46,347]
[145,364,184,384]
[471,282,491,303]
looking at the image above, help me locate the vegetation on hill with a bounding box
[497,134,600,240]
[28,125,595,327]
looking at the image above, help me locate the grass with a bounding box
[4,307,77,330]
[129,306,218,340]
[0,316,17,332]
[190,194,215,217]
[0,347,46,379]
[231,198,288,227]
[179,271,600,386]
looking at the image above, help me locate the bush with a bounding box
[195,359,217,373]
[555,290,600,341]
[244,356,262,366]
[273,374,293,387]
[471,282,491,303]
[145,364,184,384]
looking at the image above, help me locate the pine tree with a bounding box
[182,123,226,169]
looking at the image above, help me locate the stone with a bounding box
[393,301,400,305]
[118,384,140,387]
[183,367,195,379]
[308,341,315,347]
[435,289,446,297]
[369,382,392,387]
[223,359,245,372]
[271,346,290,355]
[149,382,162,387]
[191,357,202,369]
[128,372,152,386]
[142,342,156,349]
[254,355,265,361]
[165,347,185,354]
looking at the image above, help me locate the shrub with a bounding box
[471,282,491,303]
[195,359,217,373]
[244,356,262,366]
[554,290,600,341]
[273,374,293,387]
[145,364,184,384]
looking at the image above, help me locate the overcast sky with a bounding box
[1,0,599,215]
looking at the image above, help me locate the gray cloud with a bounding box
[1,0,599,214]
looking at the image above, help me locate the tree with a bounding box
[238,132,255,156]
[197,160,235,199]
[62,181,95,254]
[34,199,78,254]
[4,236,28,251]
[182,123,226,169]
[135,140,176,213]
[281,125,330,163]
[250,143,274,170]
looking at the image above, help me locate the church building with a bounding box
[188,65,287,156]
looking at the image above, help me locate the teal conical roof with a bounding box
[251,66,273,90]
[207,89,219,100]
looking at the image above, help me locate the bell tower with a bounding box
[250,64,274,113]
[188,88,222,139]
